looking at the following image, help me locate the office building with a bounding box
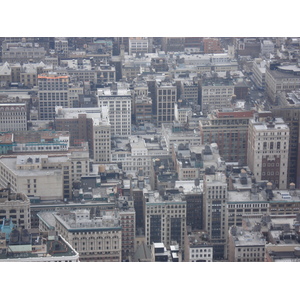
[0,103,27,132]
[272,97,300,188]
[145,190,186,249]
[129,37,150,55]
[0,187,31,229]
[265,61,300,103]
[185,231,213,262]
[0,150,89,201]
[203,172,228,260]
[154,81,177,127]
[228,225,266,262]
[54,209,122,262]
[55,106,111,162]
[38,72,70,120]
[252,58,266,90]
[247,114,290,189]
[199,109,254,165]
[97,83,131,137]
[200,77,234,113]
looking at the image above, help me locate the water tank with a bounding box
[10,229,20,244]
[21,229,30,244]
[294,247,300,257]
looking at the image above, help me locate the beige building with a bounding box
[247,114,290,189]
[0,150,89,201]
[145,190,186,249]
[54,209,122,262]
[265,62,300,103]
[0,187,31,229]
[200,77,234,113]
[228,225,266,262]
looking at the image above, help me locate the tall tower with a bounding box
[247,114,289,189]
[203,172,228,260]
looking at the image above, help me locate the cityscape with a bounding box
[1,36,300,264]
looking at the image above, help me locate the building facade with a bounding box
[38,73,70,120]
[247,114,290,189]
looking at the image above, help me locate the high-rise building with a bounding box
[38,72,70,120]
[154,81,177,127]
[272,93,300,188]
[97,83,131,137]
[145,190,186,249]
[203,172,228,260]
[247,113,290,189]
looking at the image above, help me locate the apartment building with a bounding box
[38,72,70,120]
[247,114,290,189]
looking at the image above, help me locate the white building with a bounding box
[97,83,131,137]
[129,37,150,55]
[111,136,152,176]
